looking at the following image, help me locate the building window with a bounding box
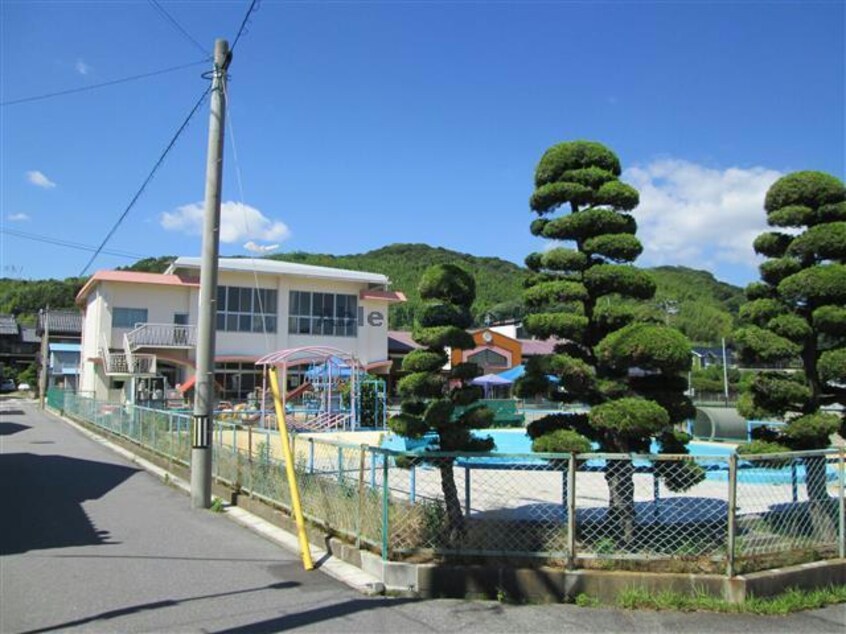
[467,348,509,368]
[216,286,278,333]
[113,307,148,328]
[214,362,265,402]
[288,290,357,337]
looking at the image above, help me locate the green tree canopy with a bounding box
[518,140,702,545]
[388,264,494,544]
[736,171,846,523]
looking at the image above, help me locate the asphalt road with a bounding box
[1,397,844,633]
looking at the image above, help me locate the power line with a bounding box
[79,85,212,277]
[148,0,209,58]
[0,60,207,107]
[231,0,260,53]
[0,227,146,260]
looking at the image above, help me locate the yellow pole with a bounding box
[268,365,314,570]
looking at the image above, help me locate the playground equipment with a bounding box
[690,407,748,441]
[256,346,386,433]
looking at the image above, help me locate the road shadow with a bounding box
[22,581,300,634]
[0,421,30,435]
[0,453,139,555]
[213,597,419,633]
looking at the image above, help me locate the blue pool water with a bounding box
[380,429,836,485]
[381,429,734,456]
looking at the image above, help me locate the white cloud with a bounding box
[244,241,280,254]
[623,159,783,272]
[7,213,30,222]
[75,59,91,75]
[26,170,56,189]
[160,201,291,244]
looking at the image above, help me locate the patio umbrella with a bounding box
[470,373,513,398]
[496,365,560,384]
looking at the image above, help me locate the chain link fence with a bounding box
[48,390,845,575]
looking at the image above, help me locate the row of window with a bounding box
[111,288,360,338]
[289,291,358,337]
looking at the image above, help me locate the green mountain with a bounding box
[267,243,529,329]
[267,245,744,342]
[0,244,745,344]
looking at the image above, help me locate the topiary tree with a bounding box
[519,140,702,546]
[388,264,495,544]
[735,171,845,525]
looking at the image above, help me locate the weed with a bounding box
[210,497,225,513]
[611,584,846,614]
[574,593,598,607]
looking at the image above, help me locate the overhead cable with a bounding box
[1,60,207,107]
[230,0,260,53]
[148,0,210,58]
[0,227,146,260]
[79,85,212,277]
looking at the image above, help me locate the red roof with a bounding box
[359,289,406,303]
[76,270,199,305]
[388,330,422,352]
[518,338,559,356]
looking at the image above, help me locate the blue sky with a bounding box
[1,1,843,288]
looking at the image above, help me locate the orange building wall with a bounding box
[450,329,523,369]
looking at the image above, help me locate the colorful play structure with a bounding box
[255,346,386,433]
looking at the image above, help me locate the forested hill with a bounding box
[267,244,528,328]
[0,244,745,344]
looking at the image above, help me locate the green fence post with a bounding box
[726,454,738,577]
[464,465,471,517]
[357,445,366,549]
[567,454,577,568]
[839,449,845,559]
[381,451,389,561]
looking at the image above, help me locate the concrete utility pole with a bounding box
[38,307,49,409]
[191,39,230,508]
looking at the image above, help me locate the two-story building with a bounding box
[76,257,404,404]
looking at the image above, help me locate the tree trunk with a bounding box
[804,455,835,541]
[438,460,466,545]
[604,458,636,547]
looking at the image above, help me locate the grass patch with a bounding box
[609,584,846,614]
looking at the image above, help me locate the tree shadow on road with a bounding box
[0,421,30,435]
[212,596,420,634]
[21,581,301,634]
[0,453,139,555]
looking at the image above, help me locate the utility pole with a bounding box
[191,39,230,508]
[38,307,49,409]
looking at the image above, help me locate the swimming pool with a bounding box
[380,429,837,485]
[381,428,733,456]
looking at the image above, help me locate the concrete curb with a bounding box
[47,407,385,597]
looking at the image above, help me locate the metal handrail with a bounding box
[126,323,197,350]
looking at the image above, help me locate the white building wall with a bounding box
[79,291,107,397]
[102,283,193,348]
[78,265,393,401]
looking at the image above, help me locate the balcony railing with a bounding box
[101,350,156,376]
[126,323,197,350]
